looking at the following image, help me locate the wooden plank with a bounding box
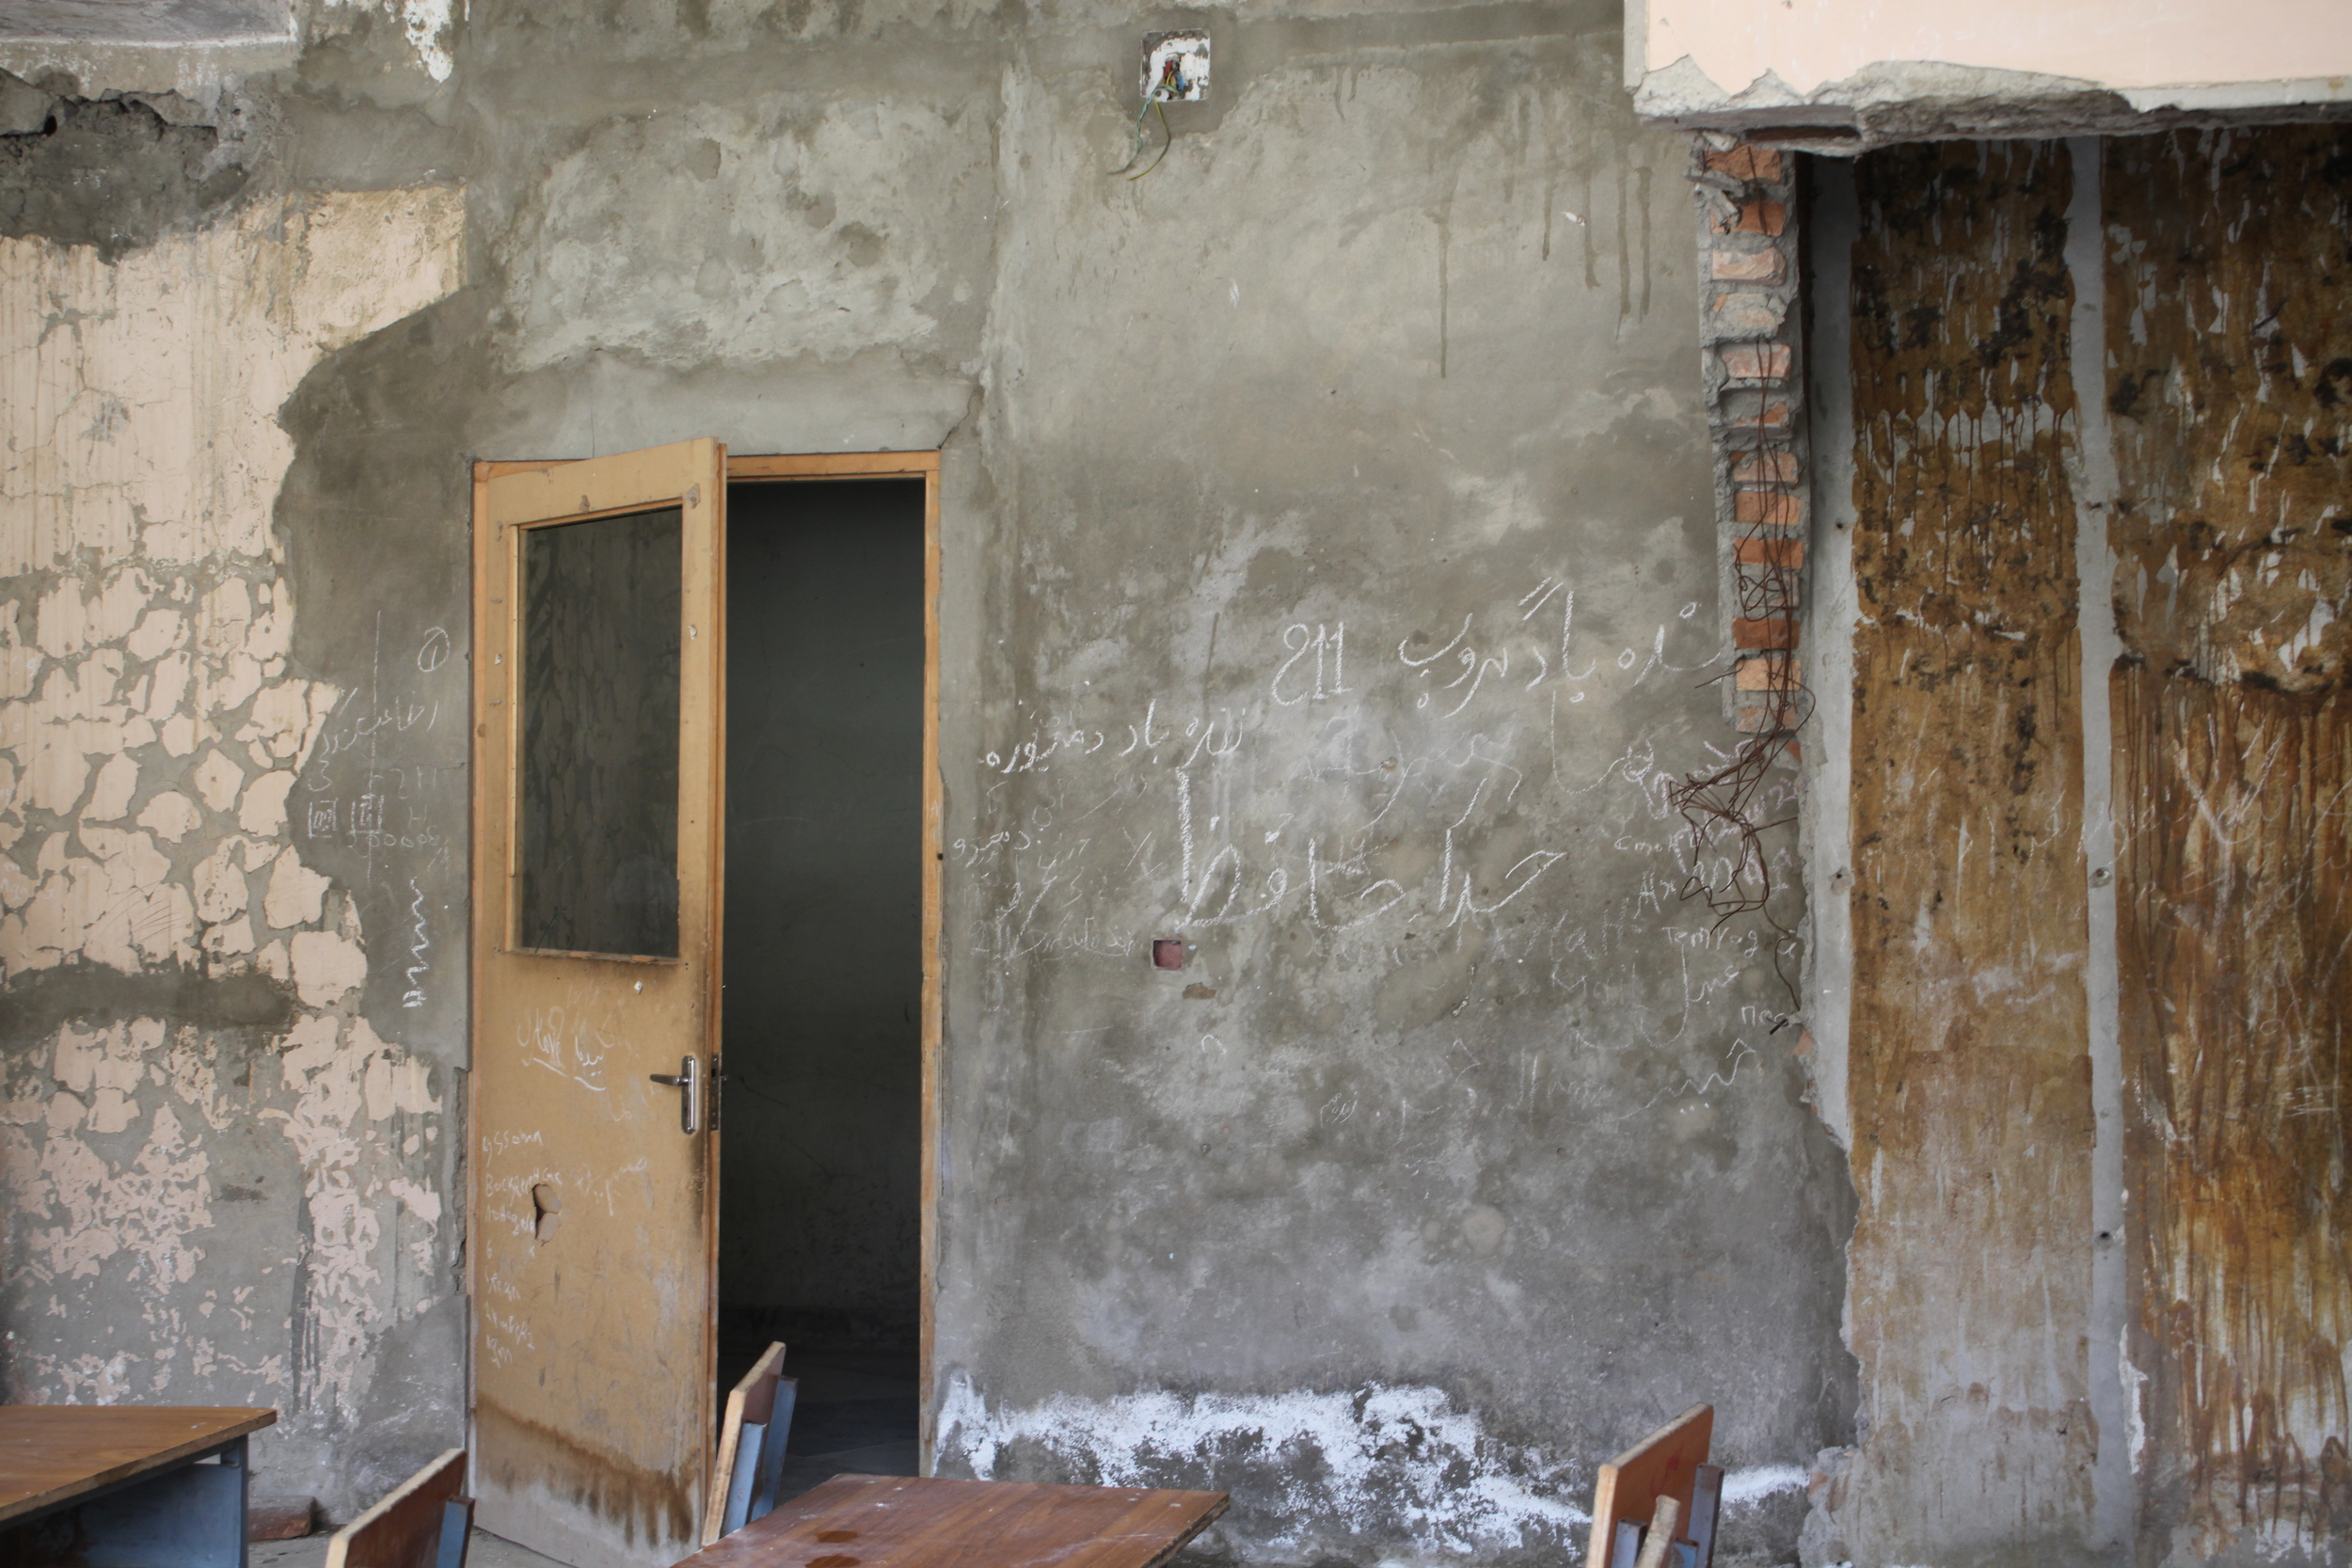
[703,1342,787,1544]
[702,447,730,1550]
[917,462,943,1471]
[466,459,493,1527]
[2114,674,2352,1553]
[484,453,940,484]
[0,1408,275,1522]
[1629,1497,1680,1568]
[726,452,939,480]
[1843,138,2096,1546]
[325,1449,467,1568]
[681,1476,1227,1568]
[2103,127,2352,1557]
[1583,1404,1710,1568]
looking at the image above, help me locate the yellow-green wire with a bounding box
[1127,101,1173,182]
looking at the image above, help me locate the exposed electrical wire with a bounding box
[1110,55,1187,182]
[1664,489,1811,1013]
[1128,102,1174,182]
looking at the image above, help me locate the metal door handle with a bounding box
[649,1055,698,1133]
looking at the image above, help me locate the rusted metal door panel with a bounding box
[2105,129,2352,1555]
[469,440,725,1568]
[1842,140,2098,1556]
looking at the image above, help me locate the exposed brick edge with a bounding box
[1692,138,1806,742]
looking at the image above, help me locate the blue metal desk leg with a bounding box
[3,1434,252,1568]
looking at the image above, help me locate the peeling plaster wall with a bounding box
[0,182,469,1514]
[2,0,1864,1556]
[1623,0,2352,147]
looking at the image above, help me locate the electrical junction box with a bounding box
[1142,31,1209,103]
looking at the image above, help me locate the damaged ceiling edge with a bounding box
[1628,52,2352,153]
[0,0,456,103]
[0,38,298,107]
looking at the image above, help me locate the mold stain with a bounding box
[475,1399,698,1551]
[934,1372,1590,1558]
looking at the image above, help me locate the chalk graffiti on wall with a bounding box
[294,620,459,1018]
[962,576,1777,969]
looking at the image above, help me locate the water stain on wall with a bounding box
[2106,126,2352,1560]
[1838,138,2099,1563]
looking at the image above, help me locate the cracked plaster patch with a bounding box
[500,100,968,373]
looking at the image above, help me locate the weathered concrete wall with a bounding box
[1624,0,2352,148]
[930,6,1858,1557]
[1805,127,2352,1568]
[0,0,1861,1555]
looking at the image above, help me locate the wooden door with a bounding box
[469,440,726,1568]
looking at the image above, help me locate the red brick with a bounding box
[1733,451,1799,485]
[1739,571,1802,615]
[1711,247,1787,283]
[1735,534,1806,569]
[1735,696,1802,732]
[1720,343,1792,384]
[1726,399,1793,435]
[248,1498,315,1542]
[1703,146,1785,183]
[1710,293,1788,335]
[1733,616,1798,650]
[1709,199,1787,236]
[1733,488,1806,527]
[1735,654,1797,691]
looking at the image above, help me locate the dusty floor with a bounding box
[764,1343,922,1504]
[255,1528,571,1568]
[255,1342,923,1565]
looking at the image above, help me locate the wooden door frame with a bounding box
[468,449,946,1492]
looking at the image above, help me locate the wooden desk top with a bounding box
[0,1406,277,1523]
[686,1475,1229,1568]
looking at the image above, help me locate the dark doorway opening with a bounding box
[719,476,926,1503]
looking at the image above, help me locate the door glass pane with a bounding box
[516,507,683,958]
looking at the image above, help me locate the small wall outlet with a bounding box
[1142,31,1209,103]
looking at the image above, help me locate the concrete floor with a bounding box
[765,1342,921,1506]
[253,1342,921,1568]
[254,1528,571,1568]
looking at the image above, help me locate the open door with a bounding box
[469,440,726,1568]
